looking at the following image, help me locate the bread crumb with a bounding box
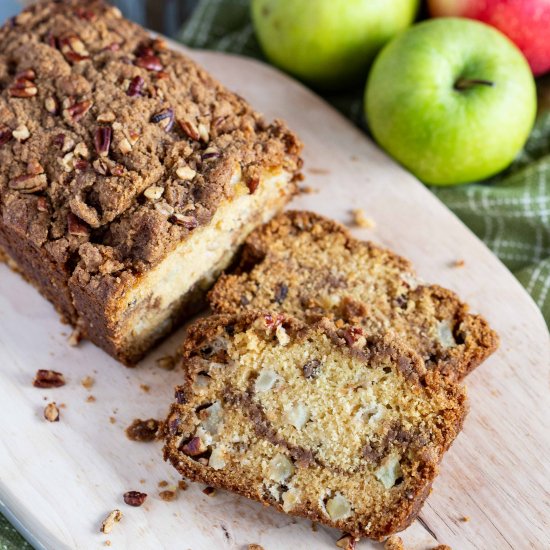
[460,515,470,522]
[81,376,94,389]
[139,479,146,484]
[336,533,358,549]
[351,208,375,229]
[432,546,452,550]
[156,355,176,370]
[178,480,188,491]
[43,402,60,422]
[100,509,122,534]
[158,480,169,487]
[159,490,177,502]
[202,486,216,497]
[109,416,116,424]
[140,384,150,393]
[308,167,330,175]
[385,535,405,550]
[248,545,264,550]
[452,259,465,268]
[311,521,318,532]
[68,327,82,346]
[299,185,317,194]
[86,395,96,403]
[104,542,111,547]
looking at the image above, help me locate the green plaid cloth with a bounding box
[3,2,549,549]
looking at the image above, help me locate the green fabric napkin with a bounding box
[2,2,549,549]
[181,0,550,328]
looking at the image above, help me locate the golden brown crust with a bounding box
[164,311,467,540]
[208,211,498,380]
[0,1,301,363]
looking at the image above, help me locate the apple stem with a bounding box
[454,78,494,91]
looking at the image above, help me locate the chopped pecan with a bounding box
[303,359,321,379]
[67,213,90,237]
[175,388,187,404]
[126,418,161,442]
[37,197,49,212]
[150,108,174,132]
[127,75,144,97]
[201,147,220,162]
[246,177,260,194]
[123,491,147,507]
[8,76,37,98]
[44,96,59,115]
[65,99,93,122]
[33,370,65,388]
[12,125,30,142]
[0,126,13,147]
[180,436,207,456]
[178,119,200,141]
[9,174,47,193]
[336,534,357,550]
[94,126,112,157]
[169,213,198,229]
[135,55,163,72]
[59,34,90,63]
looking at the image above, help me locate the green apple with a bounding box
[365,18,537,185]
[251,0,419,89]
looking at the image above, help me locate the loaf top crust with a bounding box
[209,210,498,380]
[164,311,468,539]
[0,0,301,297]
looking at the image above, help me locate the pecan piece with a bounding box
[150,108,174,132]
[126,418,161,442]
[9,174,47,193]
[0,126,13,147]
[33,370,65,388]
[246,177,260,194]
[180,436,207,456]
[127,75,144,97]
[94,126,112,157]
[201,147,220,162]
[178,119,200,141]
[9,77,37,98]
[44,96,59,115]
[66,99,93,122]
[59,34,90,63]
[169,213,198,229]
[67,213,90,237]
[303,359,321,379]
[123,491,147,507]
[44,402,60,422]
[135,55,163,72]
[336,534,358,550]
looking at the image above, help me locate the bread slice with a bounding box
[163,312,467,540]
[208,211,498,380]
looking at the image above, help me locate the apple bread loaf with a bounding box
[0,1,301,364]
[163,312,467,540]
[209,211,498,380]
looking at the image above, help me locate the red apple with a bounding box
[428,0,550,75]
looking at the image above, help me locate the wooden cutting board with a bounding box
[0,43,549,550]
